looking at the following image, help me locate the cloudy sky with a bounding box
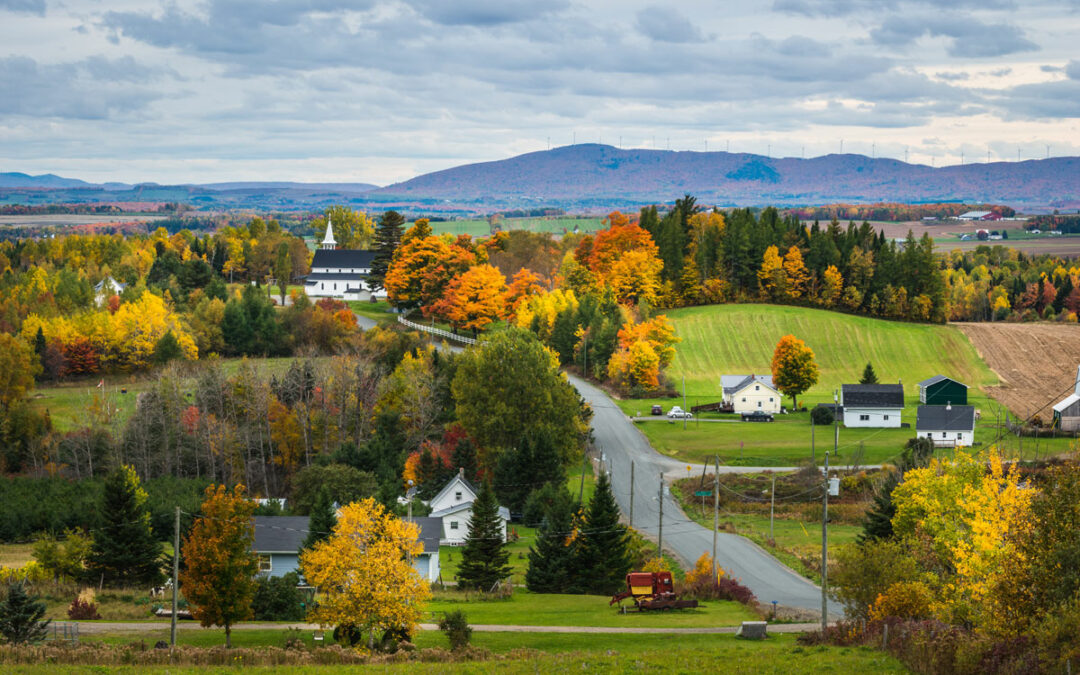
[1,0,1078,185]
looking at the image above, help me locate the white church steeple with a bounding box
[320,216,336,250]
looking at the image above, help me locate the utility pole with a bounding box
[629,461,635,527]
[811,420,815,464]
[171,506,180,648]
[712,455,719,580]
[821,451,830,633]
[682,374,688,431]
[578,452,588,504]
[770,475,776,542]
[583,333,587,379]
[657,473,664,557]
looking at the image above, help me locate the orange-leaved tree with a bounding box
[770,334,819,410]
[384,233,451,311]
[440,263,507,333]
[503,268,545,315]
[179,484,259,648]
[300,498,430,649]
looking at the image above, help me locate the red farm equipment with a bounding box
[609,571,699,612]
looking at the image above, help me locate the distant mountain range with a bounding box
[4,145,1080,212]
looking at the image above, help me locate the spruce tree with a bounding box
[0,582,50,644]
[525,487,577,593]
[574,472,632,595]
[858,470,899,543]
[302,486,337,551]
[451,437,478,482]
[860,362,878,385]
[456,479,511,591]
[87,465,164,586]
[369,210,405,292]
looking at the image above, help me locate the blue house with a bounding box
[253,514,442,583]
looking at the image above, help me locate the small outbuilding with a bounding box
[918,375,968,406]
[841,384,905,428]
[916,404,976,447]
[1052,366,1080,431]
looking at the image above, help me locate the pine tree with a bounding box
[456,479,511,591]
[87,465,164,586]
[302,486,336,551]
[369,210,406,293]
[450,437,478,483]
[860,362,878,384]
[525,487,577,593]
[858,470,899,543]
[574,472,632,595]
[0,582,50,644]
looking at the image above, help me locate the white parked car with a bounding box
[667,406,693,419]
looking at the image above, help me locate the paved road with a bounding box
[568,374,842,617]
[76,621,822,635]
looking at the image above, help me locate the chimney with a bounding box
[458,467,464,479]
[946,401,952,411]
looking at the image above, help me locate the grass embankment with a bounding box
[59,631,905,673]
[430,217,604,237]
[615,304,1068,465]
[347,300,396,325]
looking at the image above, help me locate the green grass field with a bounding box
[429,217,604,237]
[66,630,906,673]
[347,300,396,325]
[612,304,1045,465]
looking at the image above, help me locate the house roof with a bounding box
[430,501,511,522]
[959,210,991,219]
[842,384,905,408]
[304,272,371,281]
[429,471,478,508]
[409,516,443,554]
[918,375,967,389]
[311,249,376,269]
[93,277,126,293]
[721,374,775,395]
[1053,394,1080,414]
[253,516,310,553]
[916,405,976,431]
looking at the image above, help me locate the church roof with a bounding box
[321,217,336,246]
[311,249,377,269]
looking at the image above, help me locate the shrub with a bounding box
[251,572,305,621]
[67,597,101,620]
[438,610,471,651]
[811,405,834,425]
[868,581,933,621]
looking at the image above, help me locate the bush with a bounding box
[438,610,472,651]
[811,406,834,425]
[251,572,305,621]
[66,597,101,620]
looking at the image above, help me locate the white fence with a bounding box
[397,313,477,345]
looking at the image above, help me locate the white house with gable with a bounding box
[303,218,386,302]
[840,384,905,428]
[428,469,510,545]
[721,374,782,414]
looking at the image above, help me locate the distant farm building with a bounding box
[916,404,976,447]
[721,375,781,414]
[918,375,968,406]
[957,211,1002,221]
[1052,366,1080,431]
[93,276,126,306]
[840,384,905,428]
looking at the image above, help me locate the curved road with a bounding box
[568,374,841,617]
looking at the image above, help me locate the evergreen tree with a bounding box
[525,486,577,593]
[87,465,163,586]
[456,479,511,591]
[153,331,184,365]
[574,472,632,595]
[369,210,406,292]
[0,582,50,644]
[859,362,878,384]
[302,486,337,551]
[858,470,899,543]
[451,436,478,483]
[494,431,567,512]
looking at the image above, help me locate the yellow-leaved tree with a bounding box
[300,498,430,649]
[770,334,819,409]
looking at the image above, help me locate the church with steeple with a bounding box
[302,217,385,301]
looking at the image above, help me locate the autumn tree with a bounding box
[821,265,843,307]
[0,333,38,412]
[439,263,507,333]
[300,499,429,649]
[87,465,163,587]
[180,484,259,648]
[503,268,545,315]
[384,232,450,311]
[783,246,810,299]
[770,334,819,409]
[457,479,511,590]
[312,206,375,249]
[757,245,785,299]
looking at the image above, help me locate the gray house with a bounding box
[1053,366,1080,431]
[253,514,443,582]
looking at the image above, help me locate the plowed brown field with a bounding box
[956,322,1080,418]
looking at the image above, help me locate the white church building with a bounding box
[303,218,387,302]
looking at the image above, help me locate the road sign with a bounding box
[694,490,713,497]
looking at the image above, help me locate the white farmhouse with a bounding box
[302,219,386,302]
[428,469,510,546]
[721,374,782,414]
[840,384,904,428]
[916,404,975,447]
[93,276,126,306]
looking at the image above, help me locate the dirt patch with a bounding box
[955,322,1080,418]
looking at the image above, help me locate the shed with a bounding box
[918,375,968,406]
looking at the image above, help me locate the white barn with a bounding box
[841,384,905,428]
[721,375,782,414]
[303,219,386,302]
[428,470,510,546]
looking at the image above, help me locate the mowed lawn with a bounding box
[430,217,604,237]
[615,304,1018,465]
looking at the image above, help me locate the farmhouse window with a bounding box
[757,401,762,409]
[741,397,746,403]
[455,491,462,501]
[320,283,324,290]
[860,414,869,421]
[884,415,889,421]
[755,385,760,391]
[450,521,458,530]
[942,432,947,438]
[258,555,271,573]
[769,398,774,402]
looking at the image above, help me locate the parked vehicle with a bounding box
[741,411,774,422]
[610,571,698,612]
[667,406,693,419]
[651,404,663,415]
